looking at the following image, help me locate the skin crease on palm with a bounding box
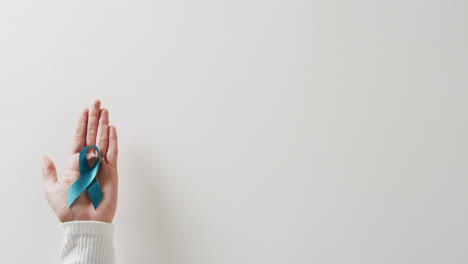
[40,99,118,223]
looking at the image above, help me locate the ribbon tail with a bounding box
[87,178,103,209]
[67,186,81,208]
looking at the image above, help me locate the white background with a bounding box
[0,0,467,263]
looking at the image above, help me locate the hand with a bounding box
[40,99,118,223]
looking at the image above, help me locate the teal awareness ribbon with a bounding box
[67,145,103,209]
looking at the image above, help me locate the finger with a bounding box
[106,126,118,166]
[96,109,109,159]
[86,99,101,146]
[40,156,58,184]
[71,108,89,154]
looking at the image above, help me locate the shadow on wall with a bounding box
[116,146,183,264]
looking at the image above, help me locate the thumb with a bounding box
[40,156,58,184]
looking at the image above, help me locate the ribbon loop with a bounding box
[67,145,103,209]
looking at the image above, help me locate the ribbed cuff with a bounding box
[62,221,114,237]
[60,221,115,264]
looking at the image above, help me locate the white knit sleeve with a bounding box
[60,221,115,264]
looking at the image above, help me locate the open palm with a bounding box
[41,100,118,223]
